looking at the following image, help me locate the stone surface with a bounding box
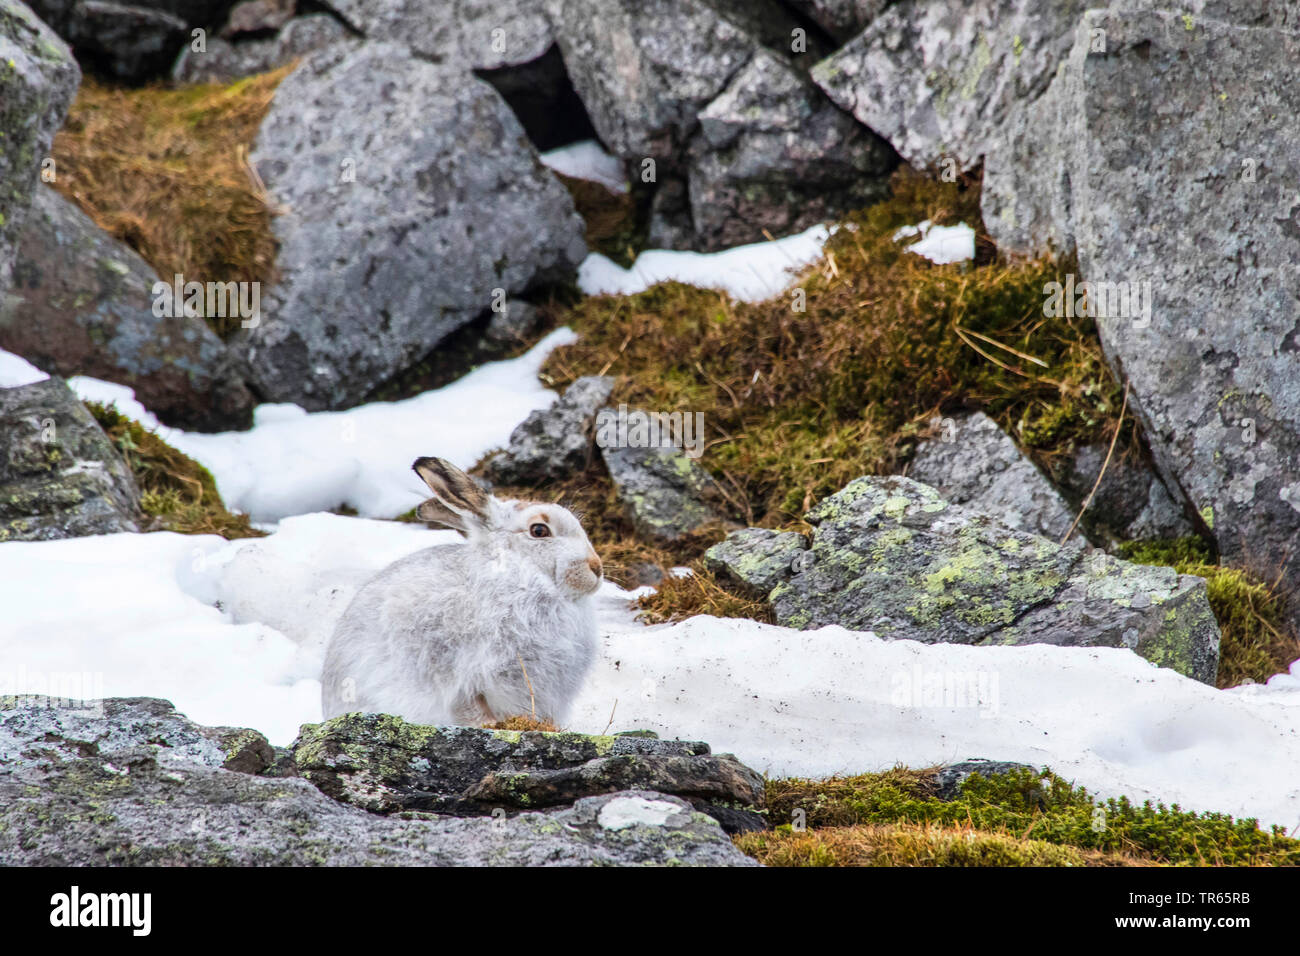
[710,476,1220,683]
[221,0,293,37]
[908,411,1079,544]
[172,12,351,83]
[1,187,255,431]
[704,527,808,599]
[0,377,142,541]
[242,41,586,410]
[292,712,765,830]
[810,0,1089,172]
[786,0,888,42]
[931,759,1038,801]
[986,8,1300,582]
[320,0,553,69]
[0,0,80,301]
[601,441,726,543]
[1058,442,1194,547]
[688,47,895,250]
[0,696,756,865]
[484,375,613,484]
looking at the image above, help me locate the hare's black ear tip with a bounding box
[412,456,445,476]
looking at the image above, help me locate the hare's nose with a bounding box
[587,553,603,577]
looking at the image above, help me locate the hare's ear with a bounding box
[412,457,492,534]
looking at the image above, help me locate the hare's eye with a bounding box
[529,523,551,538]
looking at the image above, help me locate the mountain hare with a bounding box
[320,457,602,727]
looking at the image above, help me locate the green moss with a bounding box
[758,766,1300,866]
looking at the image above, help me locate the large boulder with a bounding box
[985,8,1300,583]
[688,48,895,251]
[0,696,755,865]
[602,441,727,544]
[0,377,143,541]
[908,411,1079,544]
[810,0,1089,172]
[242,41,586,410]
[292,711,765,831]
[1,187,255,431]
[320,0,553,69]
[25,0,233,80]
[0,0,80,300]
[706,476,1221,684]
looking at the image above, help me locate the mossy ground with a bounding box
[1118,537,1299,688]
[49,67,292,338]
[87,402,263,539]
[741,767,1300,867]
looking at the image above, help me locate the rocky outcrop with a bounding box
[810,0,1089,172]
[688,48,895,251]
[706,476,1221,683]
[908,411,1079,544]
[483,375,612,484]
[0,377,143,541]
[242,41,586,410]
[171,12,351,83]
[984,8,1300,585]
[293,711,766,831]
[1,187,255,431]
[0,696,756,865]
[0,0,80,300]
[25,0,233,80]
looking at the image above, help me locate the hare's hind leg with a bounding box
[451,693,497,727]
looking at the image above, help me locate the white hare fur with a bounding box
[320,457,602,727]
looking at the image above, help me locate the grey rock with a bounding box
[810,0,1089,172]
[688,48,895,250]
[712,476,1219,683]
[0,1,79,301]
[601,441,725,543]
[645,174,696,251]
[484,375,613,484]
[0,378,143,541]
[1058,442,1193,546]
[0,697,753,865]
[704,527,807,599]
[242,41,586,410]
[786,0,889,42]
[221,0,292,37]
[292,711,765,831]
[987,8,1300,585]
[931,759,1039,801]
[1,187,255,431]
[909,411,1079,544]
[172,12,351,83]
[320,0,552,69]
[544,0,757,162]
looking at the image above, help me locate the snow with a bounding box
[0,349,49,388]
[1,328,577,523]
[3,512,1298,833]
[893,219,976,264]
[578,224,830,303]
[539,139,628,195]
[597,796,683,830]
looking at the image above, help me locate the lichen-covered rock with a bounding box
[810,0,1089,172]
[908,411,1079,544]
[688,48,896,251]
[0,697,756,865]
[292,712,765,831]
[985,8,1300,591]
[712,476,1220,683]
[171,12,352,83]
[483,375,613,484]
[0,0,80,300]
[242,41,586,410]
[601,441,726,543]
[0,377,142,541]
[1,187,255,431]
[321,0,553,69]
[931,759,1038,801]
[704,527,807,599]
